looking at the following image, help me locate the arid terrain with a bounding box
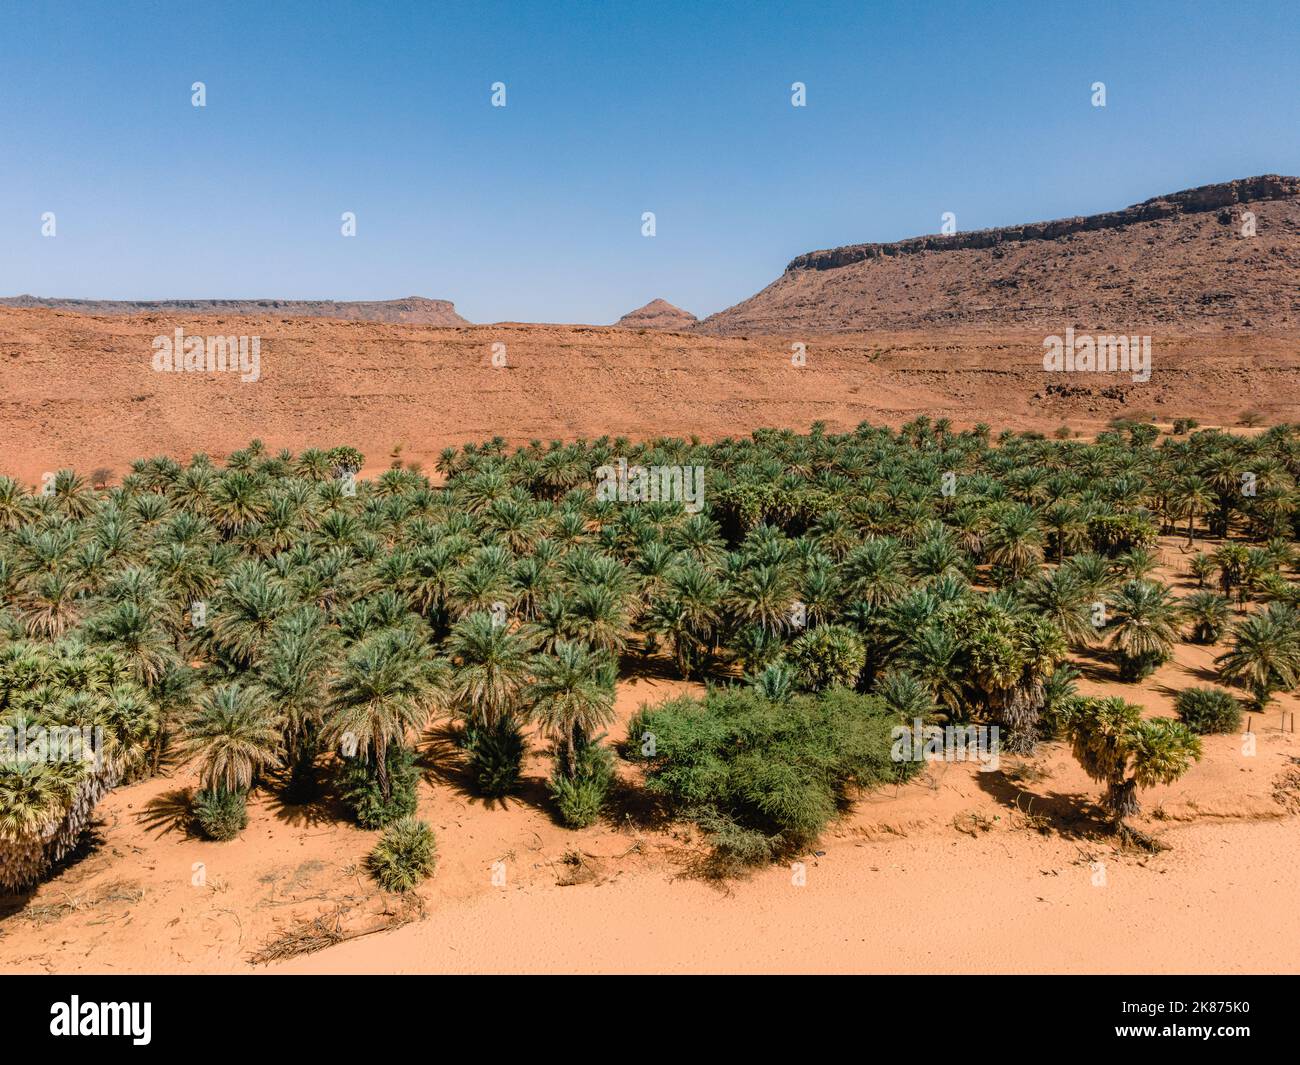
[3,175,1300,976]
[0,295,468,326]
[3,177,1299,488]
[1,538,1297,974]
[697,175,1300,334]
[1,311,1297,488]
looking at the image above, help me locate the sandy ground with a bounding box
[3,539,1298,974]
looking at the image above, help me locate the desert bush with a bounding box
[464,717,528,797]
[548,741,614,828]
[629,687,915,870]
[192,787,248,841]
[369,816,437,892]
[1174,687,1242,734]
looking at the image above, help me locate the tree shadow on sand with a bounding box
[1067,645,1120,684]
[416,719,554,816]
[975,768,1112,841]
[135,788,197,839]
[262,782,353,829]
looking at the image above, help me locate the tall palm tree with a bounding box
[983,504,1045,582]
[444,611,537,728]
[1168,475,1213,547]
[257,607,338,795]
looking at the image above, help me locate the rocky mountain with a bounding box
[697,175,1300,334]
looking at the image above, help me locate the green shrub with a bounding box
[465,717,527,797]
[788,624,866,691]
[1183,590,1232,644]
[369,817,437,892]
[548,742,614,828]
[1174,687,1242,734]
[630,687,915,871]
[338,745,420,829]
[192,787,248,841]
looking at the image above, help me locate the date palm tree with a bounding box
[528,641,615,778]
[180,683,282,796]
[1105,580,1181,681]
[1182,590,1232,645]
[323,628,441,802]
[984,503,1045,582]
[1215,605,1300,712]
[444,611,536,729]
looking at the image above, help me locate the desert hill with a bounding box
[697,175,1300,334]
[615,298,698,330]
[0,295,468,326]
[2,307,1297,485]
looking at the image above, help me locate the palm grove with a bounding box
[2,419,1298,889]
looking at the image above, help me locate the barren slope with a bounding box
[1,308,1298,484]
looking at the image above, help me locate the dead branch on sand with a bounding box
[248,897,423,965]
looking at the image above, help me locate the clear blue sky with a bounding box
[2,0,1297,324]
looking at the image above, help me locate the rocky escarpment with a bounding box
[786,175,1300,272]
[0,295,469,326]
[697,175,1300,334]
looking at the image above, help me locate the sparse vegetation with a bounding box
[1174,687,1242,734]
[368,816,437,892]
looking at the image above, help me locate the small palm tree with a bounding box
[527,641,616,778]
[1216,606,1300,712]
[1105,580,1181,681]
[1061,697,1201,830]
[1182,590,1232,645]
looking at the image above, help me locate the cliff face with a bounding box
[697,176,1300,334]
[0,296,469,326]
